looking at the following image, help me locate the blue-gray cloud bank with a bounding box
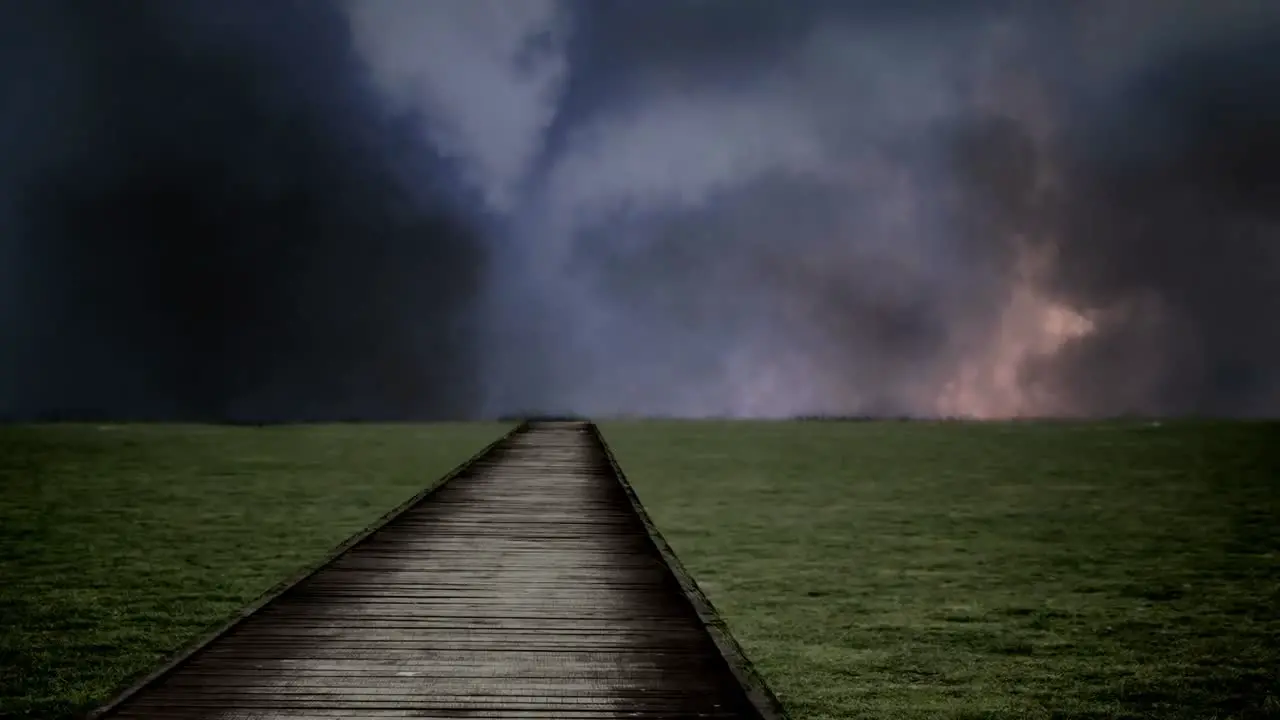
[2,0,1277,420]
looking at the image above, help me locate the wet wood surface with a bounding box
[97,421,765,719]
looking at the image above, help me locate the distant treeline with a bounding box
[0,411,1198,424]
[790,415,916,422]
[495,413,586,423]
[3,411,584,425]
[0,410,482,425]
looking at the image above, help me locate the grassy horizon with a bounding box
[2,419,1276,719]
[0,422,511,719]
[602,419,1280,719]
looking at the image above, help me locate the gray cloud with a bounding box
[1033,8,1280,416]
[3,0,1276,419]
[0,0,486,420]
[487,0,1276,418]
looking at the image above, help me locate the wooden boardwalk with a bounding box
[92,421,781,719]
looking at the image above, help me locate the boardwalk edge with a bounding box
[83,421,528,720]
[589,422,792,720]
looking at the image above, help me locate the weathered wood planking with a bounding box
[91,421,779,719]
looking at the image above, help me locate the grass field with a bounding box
[2,420,1276,719]
[0,422,511,719]
[601,420,1280,719]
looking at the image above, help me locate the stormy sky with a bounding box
[1,0,1277,420]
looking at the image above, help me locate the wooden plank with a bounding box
[88,421,778,719]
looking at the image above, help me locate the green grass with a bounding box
[4,420,1277,719]
[601,420,1280,720]
[0,422,510,719]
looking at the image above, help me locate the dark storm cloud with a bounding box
[472,0,1050,416]
[337,0,1280,418]
[491,0,1280,417]
[1028,11,1280,416]
[0,0,486,420]
[5,0,1276,420]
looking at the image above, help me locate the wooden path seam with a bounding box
[591,423,791,720]
[84,421,527,720]
[84,420,786,719]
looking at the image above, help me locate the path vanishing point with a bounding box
[87,420,787,720]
